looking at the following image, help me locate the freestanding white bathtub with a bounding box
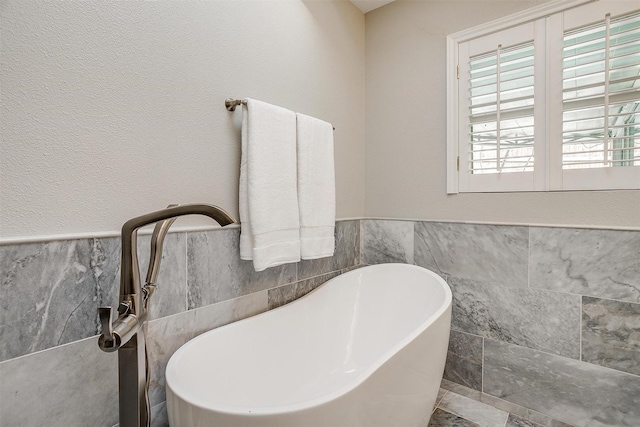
[166,263,452,427]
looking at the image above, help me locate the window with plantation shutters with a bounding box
[447,0,640,193]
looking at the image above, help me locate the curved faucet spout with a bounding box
[98,203,236,427]
[99,204,236,353]
[120,204,236,300]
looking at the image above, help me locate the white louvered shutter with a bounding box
[458,22,545,192]
[558,7,640,190]
[469,42,535,174]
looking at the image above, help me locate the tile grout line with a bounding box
[410,220,415,265]
[525,285,588,298]
[527,225,531,290]
[580,294,640,305]
[185,232,189,312]
[358,219,362,265]
[481,336,485,394]
[482,337,589,369]
[434,390,448,413]
[450,328,486,339]
[579,295,583,362]
[360,219,365,265]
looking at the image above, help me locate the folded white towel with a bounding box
[239,99,301,271]
[296,113,336,259]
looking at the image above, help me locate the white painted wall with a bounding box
[1,0,365,240]
[365,0,640,229]
[4,0,638,240]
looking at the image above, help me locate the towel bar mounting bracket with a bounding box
[225,98,246,112]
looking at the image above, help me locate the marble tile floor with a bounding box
[430,380,574,427]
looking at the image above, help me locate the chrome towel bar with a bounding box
[225,98,335,130]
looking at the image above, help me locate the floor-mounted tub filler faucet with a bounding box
[98,204,236,427]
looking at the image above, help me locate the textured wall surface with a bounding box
[0,221,361,426]
[0,0,365,240]
[363,219,640,427]
[364,0,640,228]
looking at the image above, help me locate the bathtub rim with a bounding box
[166,263,452,417]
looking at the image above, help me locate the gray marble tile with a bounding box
[444,330,483,391]
[477,394,574,427]
[187,228,296,309]
[137,232,187,320]
[530,227,640,302]
[91,237,123,309]
[438,392,509,427]
[0,336,118,427]
[151,401,169,427]
[448,277,581,359]
[428,408,482,427]
[341,264,366,274]
[268,271,340,310]
[436,388,449,408]
[297,220,360,280]
[147,290,268,406]
[484,339,640,427]
[0,238,120,361]
[415,222,529,286]
[439,381,573,427]
[440,379,482,401]
[441,379,571,427]
[506,414,539,427]
[582,296,640,376]
[362,219,414,265]
[360,219,365,263]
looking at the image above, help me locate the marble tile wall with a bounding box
[0,220,361,426]
[2,218,638,426]
[582,296,640,376]
[529,227,640,302]
[362,220,414,264]
[484,339,640,426]
[0,336,119,427]
[443,330,483,391]
[362,220,640,426]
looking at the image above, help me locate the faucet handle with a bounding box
[118,300,132,316]
[98,306,118,352]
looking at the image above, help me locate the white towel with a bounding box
[296,113,336,259]
[239,99,301,271]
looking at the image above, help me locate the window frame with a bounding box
[446,0,640,194]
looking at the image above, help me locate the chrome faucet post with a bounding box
[98,204,236,427]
